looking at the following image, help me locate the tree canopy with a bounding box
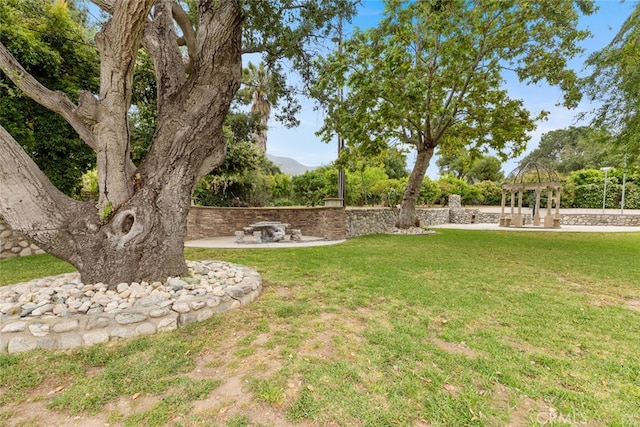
[315,0,594,227]
[583,2,640,159]
[518,126,617,174]
[437,153,504,183]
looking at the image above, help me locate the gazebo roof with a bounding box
[502,162,562,191]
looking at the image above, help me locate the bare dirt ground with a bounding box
[3,321,302,427]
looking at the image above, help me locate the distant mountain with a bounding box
[266,154,317,176]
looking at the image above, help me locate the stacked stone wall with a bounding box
[345,207,450,238]
[415,209,451,227]
[1,261,262,354]
[0,218,45,260]
[345,208,396,238]
[561,214,640,226]
[186,206,346,241]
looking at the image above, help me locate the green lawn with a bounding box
[1,230,639,426]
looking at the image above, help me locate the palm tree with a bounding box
[239,61,272,154]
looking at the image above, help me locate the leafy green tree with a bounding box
[468,156,504,183]
[583,3,640,159]
[292,167,332,206]
[518,127,614,174]
[315,0,594,228]
[0,0,98,196]
[437,153,504,183]
[380,148,408,180]
[346,166,388,206]
[436,153,469,180]
[0,0,356,287]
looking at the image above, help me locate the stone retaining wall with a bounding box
[1,262,262,354]
[345,208,450,238]
[0,219,45,260]
[561,214,640,226]
[186,206,346,241]
[0,292,258,354]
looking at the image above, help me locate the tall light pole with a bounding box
[332,18,345,207]
[600,166,613,214]
[621,154,627,214]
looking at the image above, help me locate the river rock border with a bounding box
[0,261,262,354]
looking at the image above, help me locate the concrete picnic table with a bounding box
[242,221,290,243]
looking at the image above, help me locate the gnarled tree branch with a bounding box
[0,124,95,261]
[0,43,97,150]
[172,1,197,74]
[88,0,115,14]
[143,0,188,113]
[93,0,155,211]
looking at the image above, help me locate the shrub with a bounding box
[473,180,502,205]
[269,173,293,201]
[80,169,99,201]
[568,169,614,186]
[370,179,404,207]
[292,168,330,206]
[573,182,620,209]
[418,177,441,206]
[437,175,482,205]
[622,182,640,209]
[270,198,296,207]
[346,167,388,206]
[559,178,575,208]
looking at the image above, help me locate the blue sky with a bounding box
[265,0,637,177]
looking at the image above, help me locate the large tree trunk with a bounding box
[0,0,242,288]
[397,146,435,228]
[0,124,223,287]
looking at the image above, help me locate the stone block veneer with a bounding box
[0,219,45,260]
[0,261,262,354]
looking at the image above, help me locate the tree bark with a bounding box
[397,145,435,228]
[0,124,189,285]
[0,0,243,288]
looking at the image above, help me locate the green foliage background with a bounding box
[0,0,98,196]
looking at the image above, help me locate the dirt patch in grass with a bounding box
[556,276,584,288]
[624,298,640,312]
[297,328,338,360]
[431,337,480,359]
[0,382,142,427]
[3,400,108,427]
[502,336,544,354]
[488,383,554,426]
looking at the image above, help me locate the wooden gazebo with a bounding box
[499,163,562,228]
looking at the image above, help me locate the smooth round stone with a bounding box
[0,261,260,321]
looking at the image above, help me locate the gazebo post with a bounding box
[554,186,562,228]
[533,186,542,226]
[514,188,524,227]
[510,190,515,221]
[499,189,507,226]
[544,186,553,228]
